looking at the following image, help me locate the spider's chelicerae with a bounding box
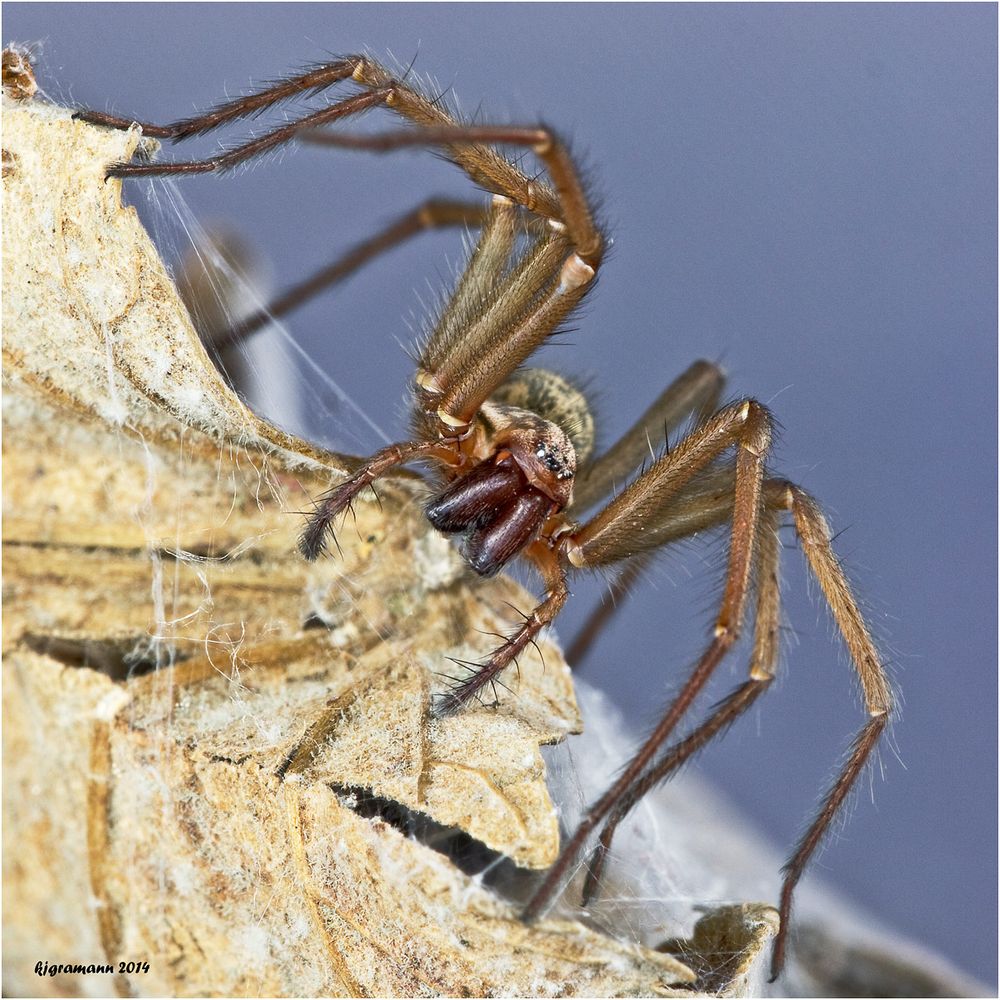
[79,55,893,981]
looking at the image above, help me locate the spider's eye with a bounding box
[536,441,573,479]
[536,442,557,469]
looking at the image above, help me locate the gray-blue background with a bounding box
[7,3,995,986]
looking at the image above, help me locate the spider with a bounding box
[77,54,893,981]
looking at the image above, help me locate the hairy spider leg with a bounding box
[77,54,585,247]
[304,122,603,267]
[535,470,892,980]
[567,359,726,667]
[288,118,607,427]
[583,481,891,983]
[521,399,772,919]
[418,220,575,426]
[418,195,520,377]
[433,542,569,716]
[769,482,892,979]
[102,88,396,178]
[77,66,497,353]
[571,358,726,513]
[75,59,365,139]
[578,498,784,897]
[216,198,489,347]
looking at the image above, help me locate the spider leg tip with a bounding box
[430,691,465,718]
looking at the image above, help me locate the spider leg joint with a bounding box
[532,132,553,156]
[436,406,469,431]
[416,369,444,394]
[559,254,595,293]
[564,538,586,569]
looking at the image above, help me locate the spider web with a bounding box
[137,175,392,455]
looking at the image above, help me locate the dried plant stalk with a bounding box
[2,91,781,997]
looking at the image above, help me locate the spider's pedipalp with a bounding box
[299,440,454,562]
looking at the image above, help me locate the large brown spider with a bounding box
[78,55,894,981]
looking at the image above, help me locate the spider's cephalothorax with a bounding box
[423,417,572,577]
[425,369,591,577]
[81,53,894,980]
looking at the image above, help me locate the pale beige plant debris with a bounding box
[658,906,781,998]
[2,87,777,997]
